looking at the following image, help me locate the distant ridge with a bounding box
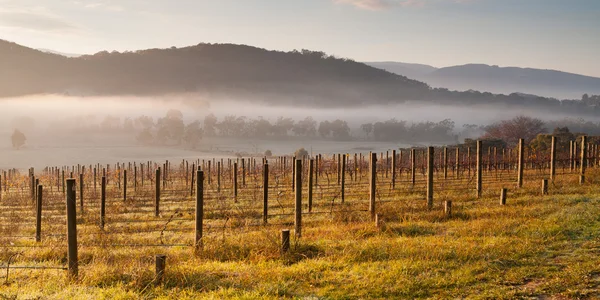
[1,39,600,116]
[365,62,600,99]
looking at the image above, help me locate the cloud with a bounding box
[334,0,476,10]
[333,0,393,10]
[0,7,79,33]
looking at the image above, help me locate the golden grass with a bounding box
[0,160,599,299]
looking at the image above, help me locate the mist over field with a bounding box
[1,94,599,170]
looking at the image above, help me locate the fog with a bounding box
[0,94,597,170]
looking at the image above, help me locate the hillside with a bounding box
[366,62,600,99]
[1,39,599,115]
[0,40,429,106]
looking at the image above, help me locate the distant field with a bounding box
[0,133,410,170]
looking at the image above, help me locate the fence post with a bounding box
[444,200,452,217]
[123,170,127,201]
[66,179,78,280]
[195,170,204,251]
[263,163,269,224]
[155,168,161,217]
[281,229,290,254]
[427,146,434,209]
[455,147,460,178]
[79,173,84,213]
[392,150,396,189]
[443,147,448,180]
[410,149,416,186]
[550,136,556,182]
[500,188,507,205]
[217,161,221,193]
[233,162,238,201]
[517,139,524,188]
[476,141,483,198]
[370,152,377,220]
[101,176,106,229]
[36,185,43,242]
[308,159,314,213]
[295,159,302,238]
[542,179,548,195]
[155,255,166,285]
[580,135,587,184]
[341,154,346,203]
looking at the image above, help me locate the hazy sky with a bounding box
[0,0,599,77]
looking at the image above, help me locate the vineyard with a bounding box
[1,138,600,299]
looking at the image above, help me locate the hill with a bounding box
[0,40,428,106]
[366,62,600,99]
[1,39,600,115]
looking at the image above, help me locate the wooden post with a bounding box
[444,200,452,217]
[337,154,341,185]
[580,135,587,184]
[443,147,448,180]
[427,146,434,209]
[217,161,221,193]
[101,176,106,229]
[476,141,483,198]
[410,149,416,186]
[281,229,290,254]
[500,188,507,205]
[455,147,460,178]
[195,170,204,251]
[79,173,84,213]
[370,152,377,220]
[542,179,548,195]
[123,170,127,201]
[550,136,556,182]
[517,139,524,188]
[392,150,396,189]
[294,159,302,237]
[233,162,238,201]
[569,140,574,171]
[35,185,43,242]
[66,179,78,280]
[341,154,346,203]
[467,147,472,177]
[263,163,269,224]
[155,168,161,217]
[93,167,97,192]
[308,159,314,213]
[242,158,246,187]
[155,255,166,285]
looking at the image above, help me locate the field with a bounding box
[1,144,600,299]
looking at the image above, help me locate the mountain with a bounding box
[2,39,600,116]
[366,62,600,99]
[0,40,429,105]
[38,48,82,58]
[364,62,437,81]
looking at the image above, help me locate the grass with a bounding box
[0,158,599,299]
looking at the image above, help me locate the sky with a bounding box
[0,0,599,77]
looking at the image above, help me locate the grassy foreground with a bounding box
[1,168,600,299]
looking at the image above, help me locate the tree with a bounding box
[330,119,350,140]
[11,129,26,149]
[156,109,185,144]
[136,128,153,145]
[318,121,331,138]
[264,149,273,157]
[294,147,309,158]
[360,123,373,138]
[292,117,317,137]
[183,121,203,149]
[203,114,218,136]
[482,116,546,146]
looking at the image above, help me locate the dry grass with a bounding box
[0,158,599,299]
